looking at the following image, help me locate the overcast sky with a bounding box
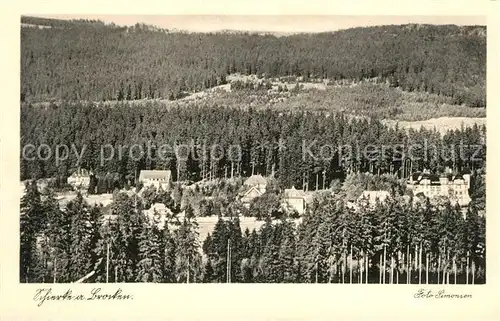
[30,15,486,33]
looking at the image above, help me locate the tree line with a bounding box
[21,102,486,191]
[21,17,485,106]
[20,178,486,283]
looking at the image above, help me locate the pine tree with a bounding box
[43,187,72,282]
[136,220,164,282]
[67,193,100,281]
[162,225,177,283]
[20,181,43,282]
[279,218,297,282]
[174,208,202,283]
[203,258,215,283]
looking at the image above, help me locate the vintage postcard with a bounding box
[1,1,499,320]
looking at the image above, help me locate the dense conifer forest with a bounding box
[19,16,487,284]
[20,102,486,188]
[20,178,486,283]
[21,16,485,106]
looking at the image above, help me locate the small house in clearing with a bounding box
[239,175,269,208]
[138,170,172,190]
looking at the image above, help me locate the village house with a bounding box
[67,168,92,189]
[240,186,264,208]
[406,171,471,207]
[138,170,172,190]
[240,175,268,208]
[244,175,267,193]
[282,186,307,215]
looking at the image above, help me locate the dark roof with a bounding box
[411,172,422,181]
[70,168,91,177]
[410,172,441,185]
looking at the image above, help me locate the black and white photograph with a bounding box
[18,14,486,285]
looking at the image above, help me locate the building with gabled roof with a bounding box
[138,170,171,190]
[67,168,92,189]
[244,175,267,194]
[283,186,307,214]
[406,170,471,207]
[240,186,264,208]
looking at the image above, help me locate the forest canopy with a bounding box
[21,17,486,107]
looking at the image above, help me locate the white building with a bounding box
[138,170,172,190]
[240,186,264,208]
[406,171,471,207]
[283,186,307,215]
[67,168,91,189]
[239,175,268,208]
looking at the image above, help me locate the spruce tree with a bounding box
[162,225,177,283]
[113,192,143,282]
[203,258,215,283]
[210,216,230,282]
[174,207,202,283]
[67,193,100,281]
[278,218,297,283]
[20,181,43,282]
[43,187,72,282]
[136,220,164,282]
[227,217,243,282]
[261,228,283,283]
[94,218,119,282]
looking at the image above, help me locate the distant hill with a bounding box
[21,16,485,107]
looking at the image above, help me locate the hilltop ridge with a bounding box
[21,16,485,107]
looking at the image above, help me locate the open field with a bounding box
[382,117,486,135]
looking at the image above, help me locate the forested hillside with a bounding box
[21,16,486,106]
[21,102,486,188]
[19,17,488,286]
